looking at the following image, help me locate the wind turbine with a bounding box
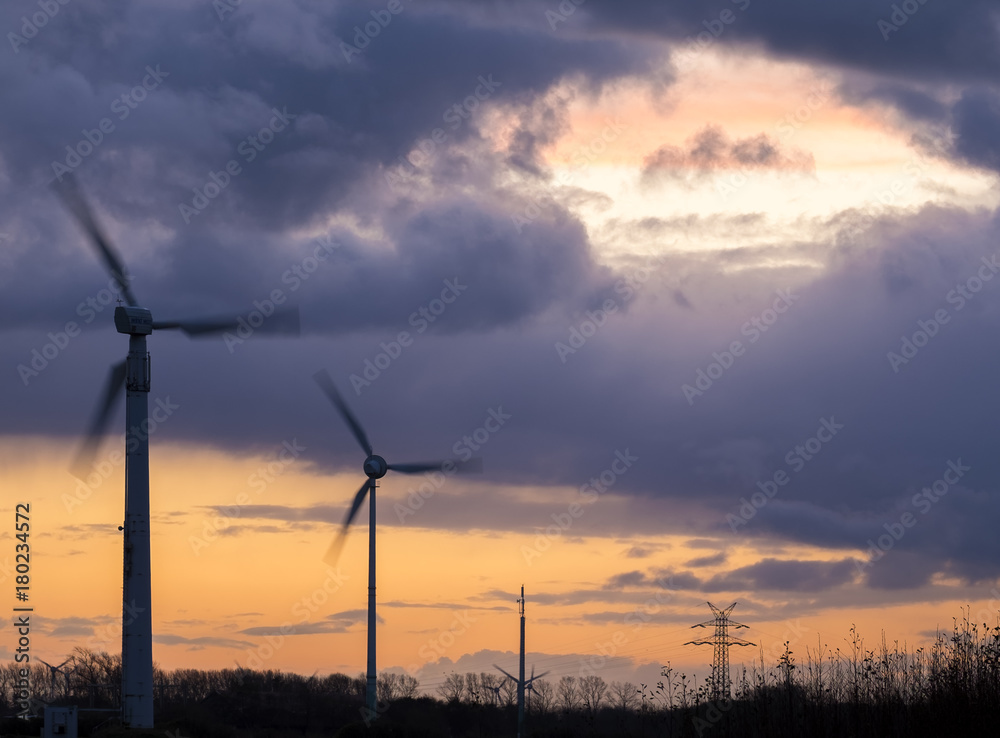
[494,586,547,738]
[38,657,74,700]
[56,176,299,729]
[486,682,503,707]
[312,369,481,720]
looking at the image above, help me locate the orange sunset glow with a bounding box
[3,1,1000,735]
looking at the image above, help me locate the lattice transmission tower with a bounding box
[685,601,755,699]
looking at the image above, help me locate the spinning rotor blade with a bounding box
[71,359,127,479]
[323,479,371,566]
[313,369,373,456]
[388,457,483,475]
[54,174,138,307]
[525,669,549,684]
[153,306,301,337]
[493,664,517,684]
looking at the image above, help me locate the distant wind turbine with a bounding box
[38,657,75,700]
[312,369,481,721]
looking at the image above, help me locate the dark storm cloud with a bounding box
[0,0,643,333]
[703,558,858,593]
[948,87,1000,172]
[4,0,1000,597]
[566,0,1000,83]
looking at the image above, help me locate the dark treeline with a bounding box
[2,609,999,736]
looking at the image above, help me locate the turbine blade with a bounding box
[53,174,138,307]
[493,664,517,683]
[323,479,371,566]
[71,359,127,479]
[526,670,549,682]
[153,306,301,337]
[312,369,373,456]
[388,457,483,475]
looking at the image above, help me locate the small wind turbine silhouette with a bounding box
[38,657,75,700]
[312,369,481,720]
[56,175,299,728]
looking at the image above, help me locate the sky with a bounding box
[2,0,1000,694]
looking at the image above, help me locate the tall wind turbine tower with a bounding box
[57,176,298,728]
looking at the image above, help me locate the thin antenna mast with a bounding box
[518,585,525,737]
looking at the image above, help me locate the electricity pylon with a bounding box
[685,602,754,699]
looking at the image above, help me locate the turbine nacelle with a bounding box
[114,306,153,336]
[364,454,388,479]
